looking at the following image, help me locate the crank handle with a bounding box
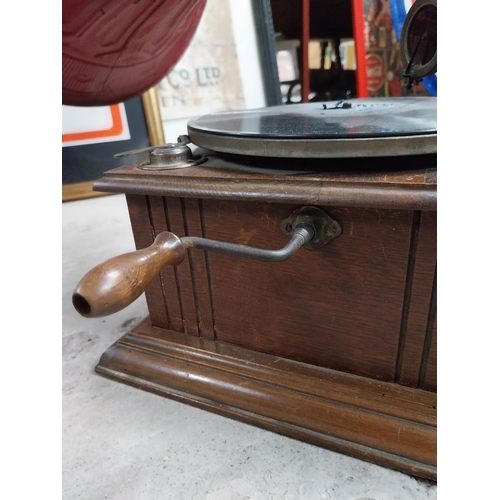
[72,207,341,318]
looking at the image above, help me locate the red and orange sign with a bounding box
[62,103,130,147]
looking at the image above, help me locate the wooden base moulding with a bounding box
[97,319,437,481]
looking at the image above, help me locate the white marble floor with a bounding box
[62,194,437,500]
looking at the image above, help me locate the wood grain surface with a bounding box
[203,200,413,382]
[95,153,437,210]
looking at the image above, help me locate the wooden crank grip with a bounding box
[72,232,186,318]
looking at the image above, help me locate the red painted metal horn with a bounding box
[62,0,206,106]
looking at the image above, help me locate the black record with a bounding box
[187,98,436,158]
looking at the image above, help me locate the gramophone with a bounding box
[65,0,437,481]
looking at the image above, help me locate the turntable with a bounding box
[69,0,437,481]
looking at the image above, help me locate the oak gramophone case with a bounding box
[66,0,437,481]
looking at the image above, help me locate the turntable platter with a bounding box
[187,97,436,158]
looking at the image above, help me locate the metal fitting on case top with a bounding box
[137,143,207,170]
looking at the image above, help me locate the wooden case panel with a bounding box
[126,195,436,389]
[126,194,215,338]
[396,211,437,390]
[126,194,169,329]
[202,200,413,382]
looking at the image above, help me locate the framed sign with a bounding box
[157,0,281,142]
[62,89,164,202]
